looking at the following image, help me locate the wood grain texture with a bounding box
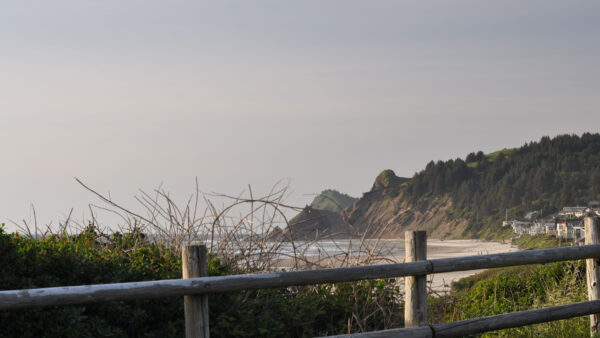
[405,231,427,327]
[334,300,600,338]
[321,326,432,338]
[586,215,600,335]
[183,245,209,338]
[431,244,600,273]
[0,261,430,310]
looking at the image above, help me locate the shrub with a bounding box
[443,261,588,336]
[0,224,403,337]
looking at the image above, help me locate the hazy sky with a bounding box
[2,1,600,231]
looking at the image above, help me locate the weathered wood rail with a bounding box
[325,300,600,338]
[1,214,599,337]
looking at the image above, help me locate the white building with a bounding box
[573,226,585,241]
[557,221,573,240]
[511,220,532,235]
[529,221,545,236]
[559,206,587,218]
[544,222,557,236]
[557,219,582,240]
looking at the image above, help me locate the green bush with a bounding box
[0,224,404,337]
[0,224,183,337]
[512,234,561,250]
[444,261,588,336]
[209,279,403,337]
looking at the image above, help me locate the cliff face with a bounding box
[287,170,469,239]
[345,189,468,239]
[285,208,349,240]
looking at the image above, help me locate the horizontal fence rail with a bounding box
[324,300,600,338]
[3,244,600,310]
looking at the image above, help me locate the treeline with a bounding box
[405,133,600,237]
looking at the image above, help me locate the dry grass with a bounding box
[7,178,410,332]
[11,178,405,274]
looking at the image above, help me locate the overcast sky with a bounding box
[1,1,600,231]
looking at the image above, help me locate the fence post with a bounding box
[405,231,427,327]
[182,244,209,338]
[586,214,600,336]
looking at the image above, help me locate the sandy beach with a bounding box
[365,239,518,292]
[276,238,518,292]
[424,239,518,292]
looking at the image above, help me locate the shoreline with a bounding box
[275,238,518,292]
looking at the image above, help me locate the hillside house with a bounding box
[525,211,540,220]
[559,206,587,218]
[573,226,585,241]
[529,221,545,236]
[511,220,532,235]
[557,220,572,240]
[544,222,557,236]
[557,219,584,240]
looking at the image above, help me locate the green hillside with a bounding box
[309,189,358,212]
[405,133,600,238]
[287,133,600,241]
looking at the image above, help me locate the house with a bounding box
[589,200,600,208]
[544,222,557,236]
[573,226,585,241]
[529,221,545,236]
[511,220,532,235]
[557,219,572,240]
[525,211,540,220]
[559,206,587,218]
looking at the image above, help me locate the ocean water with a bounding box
[277,239,406,258]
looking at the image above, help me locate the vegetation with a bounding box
[0,224,183,337]
[435,234,589,337]
[512,234,561,250]
[405,133,600,238]
[0,219,405,337]
[442,261,588,336]
[5,133,600,336]
[372,170,409,191]
[309,189,358,212]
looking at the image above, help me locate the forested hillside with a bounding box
[405,133,600,237]
[289,133,600,240]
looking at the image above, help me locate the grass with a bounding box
[512,234,561,250]
[486,147,517,162]
[445,260,589,337]
[467,148,517,168]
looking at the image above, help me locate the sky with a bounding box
[1,1,600,231]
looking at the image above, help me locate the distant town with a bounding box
[506,201,600,242]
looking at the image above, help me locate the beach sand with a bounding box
[275,239,517,293]
[424,239,518,292]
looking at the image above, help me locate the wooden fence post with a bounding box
[183,244,209,338]
[586,214,600,336]
[405,231,428,327]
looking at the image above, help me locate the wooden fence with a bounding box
[1,215,599,337]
